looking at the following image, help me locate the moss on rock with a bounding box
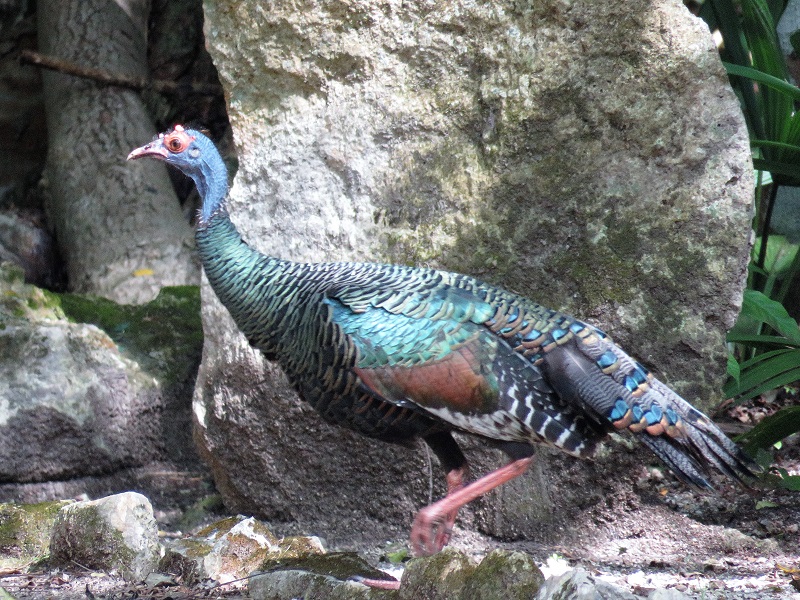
[56,286,202,383]
[398,548,545,600]
[463,550,544,600]
[0,263,64,325]
[0,500,72,570]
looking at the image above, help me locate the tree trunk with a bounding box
[38,0,197,304]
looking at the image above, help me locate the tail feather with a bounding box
[648,380,760,485]
[681,413,759,485]
[539,331,761,488]
[637,435,712,488]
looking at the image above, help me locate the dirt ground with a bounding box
[2,407,799,599]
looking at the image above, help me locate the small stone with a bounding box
[143,572,177,588]
[648,588,693,600]
[162,517,333,587]
[703,559,725,573]
[535,568,638,600]
[276,535,326,559]
[250,552,395,600]
[49,492,160,581]
[161,516,279,584]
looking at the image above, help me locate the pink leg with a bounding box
[428,464,469,551]
[357,465,471,592]
[358,458,531,590]
[410,456,534,556]
[353,575,401,590]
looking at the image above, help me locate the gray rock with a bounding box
[162,515,355,587]
[249,552,396,600]
[648,588,693,600]
[535,568,637,600]
[250,573,379,600]
[463,549,545,600]
[49,492,160,581]
[0,263,204,493]
[196,0,753,545]
[0,265,162,482]
[398,548,472,600]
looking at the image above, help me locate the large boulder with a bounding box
[195,0,753,546]
[399,548,545,600]
[0,263,203,494]
[0,265,161,481]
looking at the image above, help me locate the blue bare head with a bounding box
[128,125,229,224]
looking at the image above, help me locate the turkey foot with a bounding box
[433,465,471,551]
[410,456,534,556]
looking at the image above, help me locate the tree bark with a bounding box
[38,0,197,303]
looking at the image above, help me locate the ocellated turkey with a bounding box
[129,126,759,557]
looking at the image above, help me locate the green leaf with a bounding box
[740,0,795,155]
[750,139,800,154]
[727,353,741,384]
[725,334,797,347]
[385,548,409,563]
[713,0,765,138]
[752,158,800,180]
[738,406,800,451]
[740,290,800,344]
[723,62,800,101]
[754,168,773,186]
[752,235,800,275]
[737,348,800,372]
[780,475,800,491]
[723,348,800,399]
[752,447,775,469]
[0,588,16,600]
[755,499,779,509]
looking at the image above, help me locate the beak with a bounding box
[127,139,169,161]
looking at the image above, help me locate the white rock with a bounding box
[49,492,160,581]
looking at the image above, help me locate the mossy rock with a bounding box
[259,552,390,582]
[162,516,330,585]
[399,548,473,599]
[0,263,64,325]
[0,262,202,385]
[0,500,72,570]
[49,493,160,581]
[399,548,544,600]
[462,550,544,600]
[56,285,202,383]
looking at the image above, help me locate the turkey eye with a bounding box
[166,136,185,152]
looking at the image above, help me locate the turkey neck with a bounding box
[194,162,295,356]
